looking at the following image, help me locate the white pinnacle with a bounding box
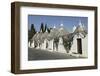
[79,20,82,26]
[46,29,48,32]
[73,25,76,32]
[60,23,64,27]
[53,25,56,28]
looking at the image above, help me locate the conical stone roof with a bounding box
[73,21,87,38]
[74,21,86,33]
[57,23,69,37]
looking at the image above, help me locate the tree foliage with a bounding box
[45,24,47,32]
[28,24,36,41]
[40,23,45,33]
[63,34,74,53]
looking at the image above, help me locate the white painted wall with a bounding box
[70,34,88,57]
[58,37,66,53]
[0,0,100,76]
[70,35,78,53]
[82,35,88,57]
[48,39,54,51]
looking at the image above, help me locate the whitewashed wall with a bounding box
[70,34,88,57]
[82,35,88,57]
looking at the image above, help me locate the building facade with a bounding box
[29,21,88,57]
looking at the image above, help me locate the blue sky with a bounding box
[28,15,88,32]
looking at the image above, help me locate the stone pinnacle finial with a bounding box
[53,25,56,28]
[60,23,63,27]
[79,20,82,26]
[73,25,76,32]
[60,21,64,27]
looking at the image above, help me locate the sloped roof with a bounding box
[31,32,44,43]
[31,32,39,41]
[31,25,70,42]
[57,27,69,37]
[74,25,85,33]
[48,28,59,39]
[73,25,87,38]
[74,21,87,34]
[41,31,48,40]
[73,21,87,38]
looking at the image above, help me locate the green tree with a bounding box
[44,24,51,33]
[44,24,47,32]
[47,28,50,33]
[40,23,45,33]
[63,34,73,53]
[31,24,36,33]
[28,24,36,41]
